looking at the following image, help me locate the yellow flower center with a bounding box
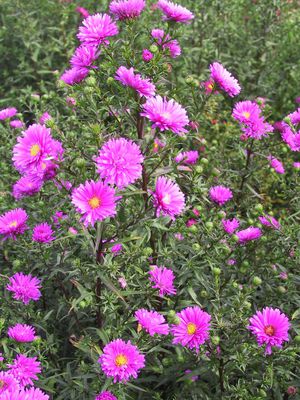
[9,221,18,228]
[88,196,101,209]
[30,144,41,157]
[187,322,197,335]
[264,325,275,336]
[208,83,214,90]
[115,354,128,367]
[154,143,159,149]
[242,111,251,119]
[162,193,171,205]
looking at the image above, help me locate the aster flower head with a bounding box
[209,62,241,97]
[60,67,89,85]
[171,306,211,351]
[8,324,36,342]
[70,45,100,69]
[141,95,189,135]
[209,185,233,206]
[95,392,117,400]
[111,243,123,254]
[174,150,199,165]
[0,107,17,120]
[6,272,41,305]
[32,222,55,243]
[10,120,24,129]
[149,265,176,297]
[99,339,145,383]
[0,371,19,395]
[152,176,185,219]
[232,101,261,124]
[109,0,146,20]
[269,155,285,174]
[76,6,90,18]
[151,29,181,58]
[95,138,144,188]
[236,226,262,244]
[259,215,281,230]
[287,108,300,125]
[72,180,118,226]
[242,117,274,140]
[39,112,52,125]
[202,80,215,95]
[247,307,290,355]
[2,387,49,400]
[135,309,169,336]
[153,138,165,153]
[115,66,156,98]
[281,126,300,152]
[77,13,119,46]
[118,277,127,288]
[12,176,42,200]
[0,209,28,240]
[157,0,194,23]
[222,218,240,235]
[7,354,41,387]
[293,162,300,169]
[142,49,153,62]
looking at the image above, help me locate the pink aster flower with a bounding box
[7,354,41,387]
[269,155,285,174]
[259,215,281,230]
[174,150,199,164]
[293,162,300,169]
[279,272,288,280]
[71,180,118,226]
[174,232,184,240]
[156,0,194,23]
[151,29,181,58]
[236,227,262,244]
[171,306,211,351]
[281,127,300,152]
[0,209,28,240]
[295,97,300,104]
[135,309,169,336]
[149,265,176,297]
[52,211,68,226]
[8,324,36,342]
[2,387,49,400]
[153,138,165,153]
[12,176,42,200]
[6,273,41,304]
[142,49,153,62]
[202,80,215,95]
[39,112,52,125]
[186,218,197,227]
[76,6,90,18]
[68,227,78,235]
[288,108,300,125]
[0,371,19,395]
[185,369,199,382]
[241,117,274,140]
[141,95,189,135]
[95,138,144,188]
[77,13,119,46]
[222,218,239,235]
[209,62,241,97]
[111,243,123,254]
[118,277,127,288]
[152,176,185,219]
[60,67,89,85]
[10,120,24,129]
[95,392,117,400]
[232,101,261,124]
[70,45,99,69]
[99,339,145,383]
[247,307,290,355]
[109,0,146,20]
[209,185,233,206]
[115,66,156,98]
[0,107,17,120]
[32,222,55,243]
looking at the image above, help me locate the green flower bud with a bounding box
[86,76,97,87]
[75,158,86,168]
[277,285,286,294]
[200,157,209,165]
[294,335,300,343]
[213,267,221,276]
[255,204,264,213]
[211,335,220,345]
[231,234,239,243]
[253,276,262,286]
[149,44,158,53]
[188,225,198,233]
[195,165,203,174]
[12,259,21,268]
[200,290,208,298]
[106,77,114,85]
[192,243,201,252]
[185,76,194,84]
[143,247,153,256]
[205,221,213,231]
[244,301,251,309]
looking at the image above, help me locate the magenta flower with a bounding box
[99,339,145,383]
[141,95,189,135]
[71,180,118,226]
[156,0,194,23]
[32,223,55,243]
[8,324,36,342]
[174,150,199,165]
[109,0,146,20]
[6,273,41,305]
[135,309,169,336]
[171,306,211,351]
[0,209,28,240]
[248,307,290,355]
[142,49,153,62]
[152,176,185,219]
[0,107,17,120]
[12,176,42,200]
[149,265,176,297]
[60,67,89,85]
[281,127,300,152]
[202,80,215,95]
[10,120,24,129]
[235,227,262,244]
[70,45,100,69]
[241,117,274,140]
[232,101,261,124]
[259,215,281,230]
[76,6,90,18]
[95,138,144,188]
[209,62,241,97]
[115,66,156,98]
[68,227,78,235]
[151,29,181,58]
[288,108,300,125]
[0,371,19,395]
[111,243,123,254]
[52,211,68,226]
[293,162,300,169]
[3,387,49,400]
[209,185,233,206]
[7,354,41,387]
[222,218,240,235]
[185,369,199,382]
[77,13,119,46]
[39,112,52,125]
[118,277,127,288]
[269,155,285,174]
[153,138,165,153]
[95,392,117,400]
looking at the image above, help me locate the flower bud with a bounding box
[253,276,262,286]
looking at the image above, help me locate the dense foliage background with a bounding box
[0,0,299,399]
